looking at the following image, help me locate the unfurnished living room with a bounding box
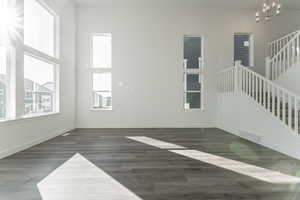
[2,0,300,199]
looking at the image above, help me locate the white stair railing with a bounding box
[266,31,300,80]
[216,66,236,94]
[268,30,299,58]
[218,61,300,135]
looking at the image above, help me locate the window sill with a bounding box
[185,108,205,111]
[87,66,112,70]
[0,112,61,126]
[90,108,113,111]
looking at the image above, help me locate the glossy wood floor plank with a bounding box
[0,128,300,200]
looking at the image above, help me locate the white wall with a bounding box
[275,62,300,96]
[265,10,300,42]
[0,0,76,158]
[217,94,300,160]
[253,9,300,76]
[76,0,259,128]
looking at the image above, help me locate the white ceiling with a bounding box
[73,0,300,10]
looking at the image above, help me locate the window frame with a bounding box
[23,52,59,116]
[89,33,113,111]
[23,0,60,117]
[183,35,204,111]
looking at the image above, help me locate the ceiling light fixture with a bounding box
[255,0,281,22]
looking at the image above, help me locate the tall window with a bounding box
[24,0,55,57]
[183,36,203,109]
[91,34,111,68]
[24,55,55,115]
[234,33,254,67]
[90,33,112,110]
[24,0,59,116]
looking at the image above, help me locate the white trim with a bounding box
[24,46,59,64]
[0,112,61,126]
[249,34,254,67]
[0,127,73,159]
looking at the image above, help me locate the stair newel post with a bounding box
[234,60,241,95]
[265,56,271,80]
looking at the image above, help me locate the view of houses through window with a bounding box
[92,72,112,109]
[24,55,54,115]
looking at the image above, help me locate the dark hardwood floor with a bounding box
[1,128,300,200]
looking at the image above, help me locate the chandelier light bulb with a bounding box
[276,9,280,15]
[256,0,281,22]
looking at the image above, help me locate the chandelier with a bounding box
[256,0,282,22]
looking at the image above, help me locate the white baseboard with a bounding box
[216,125,239,136]
[0,128,74,159]
[238,130,262,143]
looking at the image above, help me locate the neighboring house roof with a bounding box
[0,75,53,94]
[42,82,54,91]
[24,79,53,93]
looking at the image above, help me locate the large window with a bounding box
[24,0,59,116]
[24,0,56,57]
[90,33,112,110]
[24,55,55,115]
[0,0,58,122]
[183,36,203,109]
[234,33,254,67]
[90,34,111,68]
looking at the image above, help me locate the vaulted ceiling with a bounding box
[73,0,300,10]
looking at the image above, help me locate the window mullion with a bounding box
[24,45,59,65]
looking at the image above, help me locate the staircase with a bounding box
[217,61,300,135]
[216,30,300,158]
[266,30,300,80]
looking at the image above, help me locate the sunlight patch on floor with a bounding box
[37,153,144,200]
[127,136,186,149]
[127,136,300,184]
[171,149,300,184]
